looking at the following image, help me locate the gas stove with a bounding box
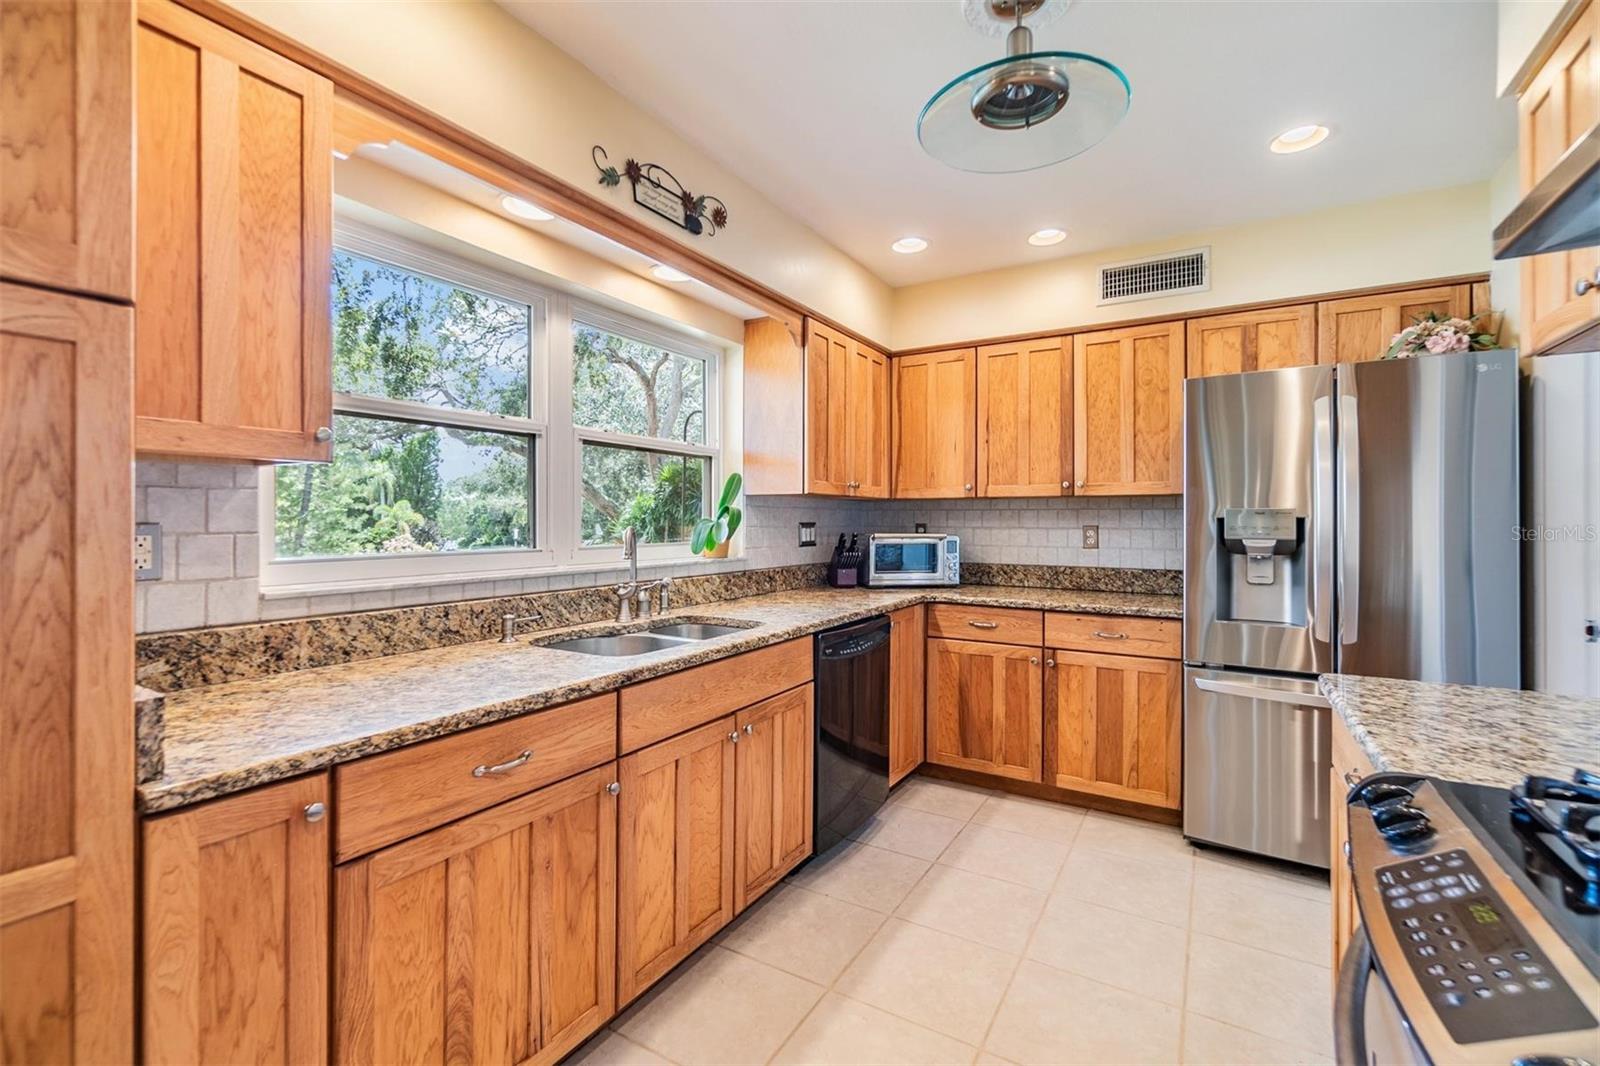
[1337,769,1600,1065]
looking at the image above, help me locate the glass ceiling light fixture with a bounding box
[891,236,929,254]
[919,0,1129,174]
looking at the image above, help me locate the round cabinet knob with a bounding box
[303,802,326,823]
[313,426,333,442]
[964,483,973,493]
[1076,480,1085,489]
[1029,656,1039,665]
[1045,658,1056,668]
[1061,480,1070,489]
[1579,277,1597,297]
[743,723,755,735]
[605,781,621,796]
[728,731,740,744]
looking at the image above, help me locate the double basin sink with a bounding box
[541,620,753,656]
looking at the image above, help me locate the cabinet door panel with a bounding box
[143,774,329,1065]
[1315,285,1471,364]
[926,638,1042,782]
[806,320,850,495]
[893,348,976,498]
[618,719,735,1003]
[889,606,926,785]
[1073,322,1183,495]
[1186,305,1315,378]
[735,685,814,911]
[0,0,132,299]
[977,337,1071,496]
[335,766,617,1066]
[1046,651,1179,808]
[134,0,332,462]
[853,342,891,497]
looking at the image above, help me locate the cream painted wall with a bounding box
[1487,153,1524,350]
[1497,0,1572,96]
[889,182,1495,349]
[225,0,895,343]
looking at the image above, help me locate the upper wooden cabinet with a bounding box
[926,637,1043,783]
[336,765,617,1066]
[733,685,814,912]
[1186,305,1316,378]
[1044,650,1180,809]
[888,605,927,786]
[1315,284,1471,364]
[976,337,1072,496]
[0,284,133,1063]
[1,1,133,301]
[805,320,888,496]
[893,347,977,498]
[134,0,333,462]
[1072,322,1184,496]
[144,773,329,1065]
[1518,0,1599,353]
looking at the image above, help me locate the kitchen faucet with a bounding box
[614,527,672,622]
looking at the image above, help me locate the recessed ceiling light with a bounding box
[500,193,554,221]
[1028,228,1067,247]
[651,264,691,283]
[891,237,928,254]
[1269,124,1330,154]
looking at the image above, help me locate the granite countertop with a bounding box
[1319,674,1600,788]
[140,584,1180,813]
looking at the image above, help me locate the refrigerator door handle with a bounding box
[1338,389,1361,645]
[1192,676,1332,708]
[1312,394,1335,643]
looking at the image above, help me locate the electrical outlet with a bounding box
[1082,524,1099,549]
[914,522,928,533]
[134,522,162,580]
[798,521,817,547]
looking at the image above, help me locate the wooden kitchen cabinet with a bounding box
[1315,284,1471,364]
[143,773,329,1065]
[617,717,737,1003]
[1044,650,1181,809]
[134,0,333,462]
[889,605,927,785]
[976,336,1072,496]
[926,638,1043,782]
[1,0,133,301]
[734,685,815,912]
[1331,715,1376,975]
[0,285,133,1063]
[893,347,977,497]
[805,320,889,496]
[336,765,617,1066]
[850,340,891,497]
[1518,0,1599,353]
[1072,321,1184,495]
[1185,304,1316,378]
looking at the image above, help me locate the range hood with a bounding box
[1494,125,1600,259]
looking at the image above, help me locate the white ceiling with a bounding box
[499,0,1515,288]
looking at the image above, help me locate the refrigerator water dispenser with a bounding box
[1216,507,1304,623]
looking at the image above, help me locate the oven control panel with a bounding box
[1375,848,1597,1045]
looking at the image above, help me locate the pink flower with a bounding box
[1424,329,1457,354]
[1452,330,1472,351]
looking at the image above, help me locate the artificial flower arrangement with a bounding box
[1382,311,1500,359]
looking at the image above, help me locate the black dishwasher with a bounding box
[814,615,891,854]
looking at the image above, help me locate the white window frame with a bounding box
[259,220,726,596]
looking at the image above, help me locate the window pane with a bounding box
[332,250,531,417]
[275,414,532,558]
[580,443,708,546]
[572,322,707,444]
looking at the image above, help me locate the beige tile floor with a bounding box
[570,777,1334,1066]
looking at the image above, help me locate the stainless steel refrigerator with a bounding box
[1182,351,1520,867]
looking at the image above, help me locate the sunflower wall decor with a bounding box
[593,145,729,236]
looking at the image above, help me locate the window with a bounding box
[262,223,724,593]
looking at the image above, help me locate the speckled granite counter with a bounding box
[1319,674,1600,788]
[140,584,1180,813]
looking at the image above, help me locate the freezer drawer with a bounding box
[1182,666,1331,868]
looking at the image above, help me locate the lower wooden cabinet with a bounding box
[1331,715,1376,975]
[335,764,617,1066]
[617,717,737,1003]
[1044,650,1181,809]
[734,685,814,912]
[926,638,1043,782]
[142,773,329,1065]
[889,605,926,785]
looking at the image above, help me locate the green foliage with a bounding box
[691,472,742,554]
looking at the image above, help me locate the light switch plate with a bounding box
[798,522,816,547]
[1082,524,1099,549]
[134,523,162,580]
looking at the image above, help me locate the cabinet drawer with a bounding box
[1045,613,1180,659]
[620,638,812,754]
[926,604,1043,646]
[335,693,617,861]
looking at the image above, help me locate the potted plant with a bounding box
[691,472,742,558]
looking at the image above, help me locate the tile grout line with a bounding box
[1177,848,1199,1063]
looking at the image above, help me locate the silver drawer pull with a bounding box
[1092,630,1127,640]
[473,749,533,777]
[967,620,999,629]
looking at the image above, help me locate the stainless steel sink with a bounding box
[542,632,689,656]
[648,622,748,640]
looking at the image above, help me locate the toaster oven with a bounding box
[864,533,959,587]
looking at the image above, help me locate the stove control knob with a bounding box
[1372,803,1433,842]
[1355,781,1415,808]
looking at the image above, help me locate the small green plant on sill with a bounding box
[691,473,742,556]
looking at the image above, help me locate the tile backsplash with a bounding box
[134,461,1182,633]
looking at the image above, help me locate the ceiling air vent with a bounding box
[1097,247,1210,305]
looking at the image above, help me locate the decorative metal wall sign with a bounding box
[593,146,728,236]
